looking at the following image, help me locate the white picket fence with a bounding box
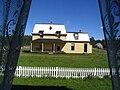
[14,66,112,79]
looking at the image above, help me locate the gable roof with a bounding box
[32,23,66,34]
[32,23,90,42]
[66,32,90,42]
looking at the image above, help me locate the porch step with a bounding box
[49,52,54,54]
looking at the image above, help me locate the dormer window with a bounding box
[74,33,79,40]
[56,31,61,38]
[49,26,52,30]
[38,30,44,37]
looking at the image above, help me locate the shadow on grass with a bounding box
[12,85,73,90]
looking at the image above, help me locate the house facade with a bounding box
[31,23,92,53]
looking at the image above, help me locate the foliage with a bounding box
[21,35,32,46]
[90,37,96,47]
[101,39,106,48]
[90,37,106,48]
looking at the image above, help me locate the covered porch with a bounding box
[31,39,65,53]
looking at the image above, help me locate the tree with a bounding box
[101,39,106,48]
[90,37,96,47]
[21,35,32,46]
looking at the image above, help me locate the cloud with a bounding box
[100,26,103,29]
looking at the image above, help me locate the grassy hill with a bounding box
[18,48,109,68]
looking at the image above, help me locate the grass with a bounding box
[18,48,109,68]
[13,48,112,90]
[13,77,112,90]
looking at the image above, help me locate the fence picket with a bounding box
[12,66,117,79]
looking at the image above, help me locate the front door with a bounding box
[52,44,54,52]
[84,44,87,52]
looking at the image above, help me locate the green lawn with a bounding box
[18,48,109,68]
[13,78,112,90]
[13,48,112,90]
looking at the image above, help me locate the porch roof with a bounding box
[32,39,64,43]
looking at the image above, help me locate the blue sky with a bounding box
[25,0,104,40]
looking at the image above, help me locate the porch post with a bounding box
[53,43,55,52]
[30,43,32,52]
[42,43,44,52]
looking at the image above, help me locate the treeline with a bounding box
[0,35,32,47]
[22,35,32,46]
[90,37,106,48]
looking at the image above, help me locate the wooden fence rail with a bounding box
[14,66,112,79]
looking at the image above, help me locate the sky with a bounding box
[25,0,104,40]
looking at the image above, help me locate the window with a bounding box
[74,33,79,40]
[57,46,60,51]
[49,26,52,30]
[56,31,61,38]
[71,43,75,50]
[84,44,87,52]
[40,44,42,50]
[57,44,60,51]
[38,30,44,37]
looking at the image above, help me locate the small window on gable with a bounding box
[71,43,75,50]
[49,26,52,30]
[74,33,79,40]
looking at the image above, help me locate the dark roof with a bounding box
[32,39,64,43]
